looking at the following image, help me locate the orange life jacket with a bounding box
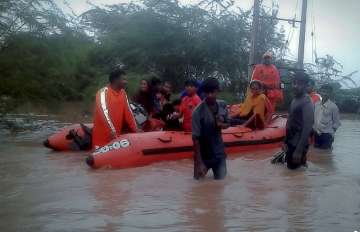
[92,86,137,149]
[309,91,322,104]
[251,64,283,111]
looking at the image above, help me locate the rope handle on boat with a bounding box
[232,133,244,138]
[158,136,172,143]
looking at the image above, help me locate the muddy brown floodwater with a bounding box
[0,114,360,232]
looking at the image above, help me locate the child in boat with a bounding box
[171,79,201,132]
[161,81,173,101]
[229,80,273,130]
[161,99,182,131]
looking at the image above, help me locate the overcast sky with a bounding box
[58,0,360,85]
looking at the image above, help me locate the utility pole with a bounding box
[297,0,307,70]
[248,0,260,80]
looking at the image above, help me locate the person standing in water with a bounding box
[283,72,314,169]
[192,78,230,180]
[92,64,138,149]
[313,84,341,149]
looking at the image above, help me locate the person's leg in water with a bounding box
[193,160,209,180]
[314,132,333,149]
[202,158,227,180]
[286,143,308,169]
[314,132,322,148]
[212,158,227,180]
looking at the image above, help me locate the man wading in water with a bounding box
[273,72,314,169]
[192,78,230,180]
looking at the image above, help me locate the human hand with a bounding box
[170,112,180,120]
[194,161,208,179]
[217,121,230,129]
[282,143,288,152]
[292,151,302,164]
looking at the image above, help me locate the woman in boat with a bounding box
[229,80,273,130]
[133,78,155,115]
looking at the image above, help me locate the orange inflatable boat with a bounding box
[44,116,286,169]
[84,116,286,169]
[44,123,93,151]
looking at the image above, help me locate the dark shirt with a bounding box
[192,100,229,161]
[159,103,181,130]
[133,91,154,115]
[285,93,314,153]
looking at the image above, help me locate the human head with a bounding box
[262,52,273,65]
[292,71,310,97]
[140,79,150,93]
[162,81,172,95]
[249,80,263,96]
[307,79,316,94]
[202,78,220,104]
[172,99,181,112]
[109,64,127,90]
[156,89,166,100]
[185,79,198,96]
[150,76,162,92]
[319,84,333,102]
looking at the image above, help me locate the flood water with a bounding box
[0,114,360,232]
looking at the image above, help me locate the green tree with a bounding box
[0,0,69,49]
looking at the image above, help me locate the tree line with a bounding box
[0,0,358,114]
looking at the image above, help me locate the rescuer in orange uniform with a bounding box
[251,52,283,111]
[308,79,322,104]
[92,64,138,149]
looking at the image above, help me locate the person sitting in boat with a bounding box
[180,79,205,100]
[170,79,201,132]
[251,52,283,111]
[159,99,182,131]
[132,77,166,132]
[155,89,170,112]
[307,79,322,104]
[133,78,155,115]
[150,76,163,115]
[229,80,273,130]
[162,81,173,101]
[92,64,138,149]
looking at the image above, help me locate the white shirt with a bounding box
[314,99,341,135]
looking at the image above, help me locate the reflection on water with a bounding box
[0,115,360,232]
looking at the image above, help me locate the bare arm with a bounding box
[217,101,230,129]
[192,109,207,178]
[193,138,203,164]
